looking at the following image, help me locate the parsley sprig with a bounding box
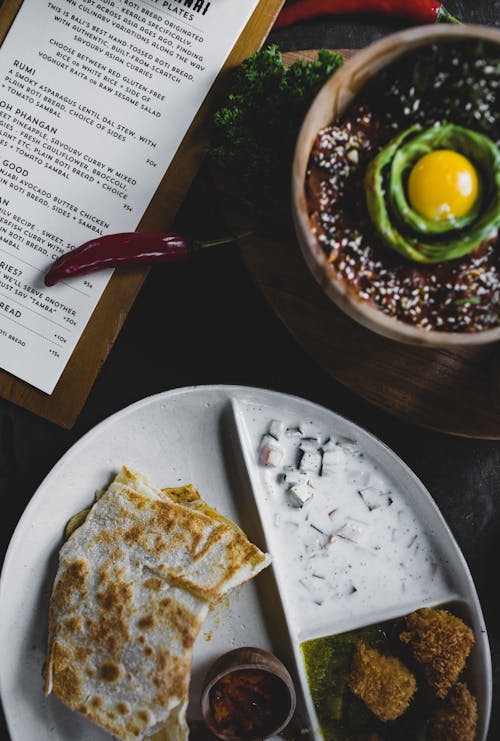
[210,45,344,215]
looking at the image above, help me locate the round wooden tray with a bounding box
[217,50,500,440]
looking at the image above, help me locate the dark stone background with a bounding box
[1,1,499,738]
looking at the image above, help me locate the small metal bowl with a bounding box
[200,647,297,741]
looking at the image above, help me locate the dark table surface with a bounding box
[1,1,499,739]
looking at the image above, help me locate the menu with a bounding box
[0,0,260,393]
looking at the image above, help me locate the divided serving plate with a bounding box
[0,386,491,739]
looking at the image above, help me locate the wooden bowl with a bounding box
[200,646,296,740]
[292,24,500,348]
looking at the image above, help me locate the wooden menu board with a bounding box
[0,0,285,428]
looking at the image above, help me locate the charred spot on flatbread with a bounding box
[137,614,155,631]
[99,661,123,683]
[144,577,163,591]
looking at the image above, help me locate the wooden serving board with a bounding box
[219,49,500,440]
[0,0,286,429]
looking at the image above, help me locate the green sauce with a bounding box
[301,626,385,741]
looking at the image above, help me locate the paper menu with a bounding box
[0,0,260,394]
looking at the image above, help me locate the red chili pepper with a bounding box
[274,0,460,28]
[44,232,237,287]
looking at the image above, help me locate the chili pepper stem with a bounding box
[191,232,253,251]
[437,5,461,23]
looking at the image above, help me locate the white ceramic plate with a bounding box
[0,386,492,740]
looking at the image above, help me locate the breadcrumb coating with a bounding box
[400,608,474,698]
[348,643,416,722]
[428,682,478,741]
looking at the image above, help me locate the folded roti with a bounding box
[43,467,271,740]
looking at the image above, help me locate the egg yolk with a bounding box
[407,149,479,222]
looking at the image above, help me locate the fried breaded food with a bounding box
[400,608,474,699]
[428,682,478,741]
[348,643,416,722]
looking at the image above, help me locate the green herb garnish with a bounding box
[210,45,344,215]
[455,297,481,306]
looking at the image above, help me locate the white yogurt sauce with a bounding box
[250,415,450,639]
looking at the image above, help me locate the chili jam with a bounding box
[208,668,291,739]
[306,42,500,333]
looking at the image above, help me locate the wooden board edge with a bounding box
[0,268,149,428]
[0,0,286,428]
[0,0,23,36]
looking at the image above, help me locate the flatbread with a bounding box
[43,466,271,740]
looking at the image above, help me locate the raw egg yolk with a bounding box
[407,149,479,222]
